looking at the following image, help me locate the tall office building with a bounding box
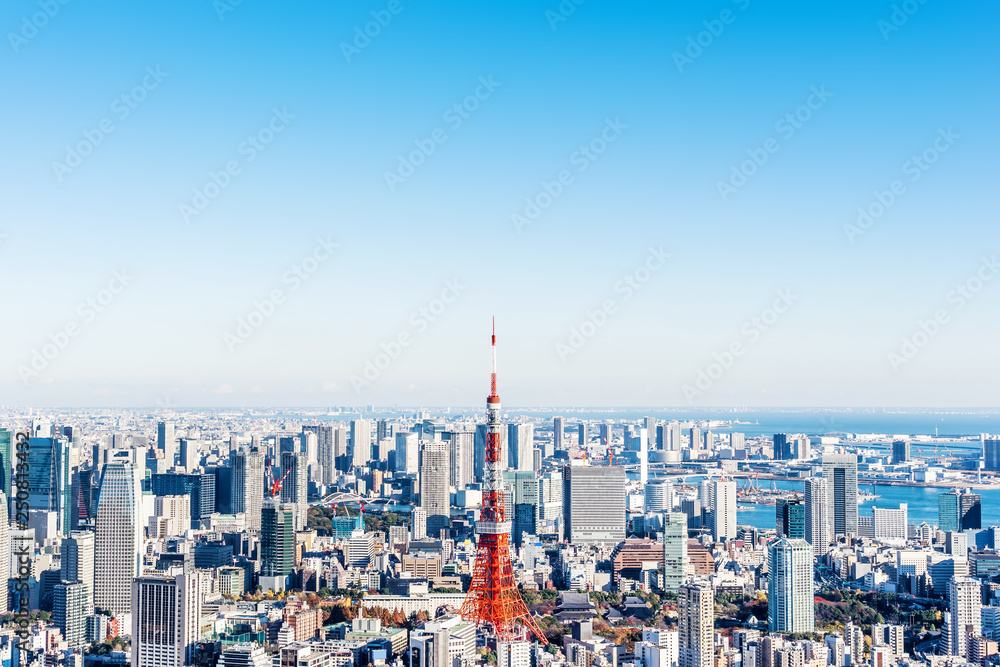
[302,424,334,483]
[132,572,202,667]
[260,500,296,587]
[946,576,981,656]
[448,431,474,489]
[891,440,910,464]
[61,531,95,613]
[776,498,805,539]
[823,454,858,538]
[553,417,564,451]
[231,449,265,531]
[562,465,626,545]
[643,417,656,449]
[151,473,216,526]
[53,581,89,648]
[639,430,649,485]
[94,449,143,615]
[178,438,200,472]
[420,441,450,537]
[939,490,982,532]
[27,436,72,536]
[376,419,389,442]
[873,504,908,540]
[599,423,611,448]
[497,641,531,667]
[280,452,308,531]
[662,512,688,594]
[644,480,672,513]
[711,479,737,543]
[773,433,790,461]
[508,423,534,472]
[667,422,682,452]
[678,580,714,667]
[395,432,419,475]
[688,427,701,452]
[411,507,427,540]
[350,419,372,469]
[157,421,175,466]
[0,429,12,499]
[0,491,8,613]
[804,477,829,555]
[846,623,864,665]
[983,438,1000,471]
[577,423,588,451]
[768,538,814,633]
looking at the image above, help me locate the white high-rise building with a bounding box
[132,572,202,667]
[947,576,981,656]
[678,580,713,667]
[804,477,830,556]
[711,479,737,543]
[497,641,531,667]
[395,432,418,474]
[823,454,858,538]
[448,431,474,489]
[219,644,271,667]
[768,538,815,633]
[639,428,649,485]
[94,449,143,616]
[553,416,564,450]
[280,451,308,530]
[230,449,264,531]
[508,423,534,472]
[0,491,7,613]
[420,441,450,537]
[846,623,864,665]
[351,420,372,469]
[412,507,427,540]
[61,531,95,613]
[873,504,908,541]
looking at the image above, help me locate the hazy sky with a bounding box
[1,1,997,407]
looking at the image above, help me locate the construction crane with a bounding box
[264,457,293,499]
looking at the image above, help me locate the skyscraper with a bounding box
[508,423,534,472]
[983,438,1000,471]
[0,429,12,500]
[823,454,858,538]
[804,477,829,556]
[662,512,688,594]
[644,417,657,449]
[157,421,175,466]
[350,419,372,469]
[562,465,626,545]
[447,430,474,489]
[0,491,8,613]
[260,500,296,589]
[711,479,737,543]
[577,423,588,451]
[61,531,95,613]
[678,580,714,667]
[773,433,790,461]
[94,449,143,615]
[395,432,418,475]
[776,497,805,539]
[132,572,202,667]
[27,436,72,536]
[280,451,308,530]
[768,538,814,633]
[946,576,981,656]
[53,581,89,648]
[689,427,701,452]
[231,449,265,531]
[639,429,649,485]
[553,416,564,451]
[891,440,910,464]
[151,473,216,527]
[420,441,450,536]
[939,490,981,532]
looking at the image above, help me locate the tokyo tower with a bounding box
[460,321,547,644]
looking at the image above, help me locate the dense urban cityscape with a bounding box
[3,335,1000,667]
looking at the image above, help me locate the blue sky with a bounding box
[1,1,997,407]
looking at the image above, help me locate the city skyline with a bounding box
[2,2,998,407]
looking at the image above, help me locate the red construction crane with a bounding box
[265,458,293,498]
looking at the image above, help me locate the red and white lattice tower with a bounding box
[459,321,546,643]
